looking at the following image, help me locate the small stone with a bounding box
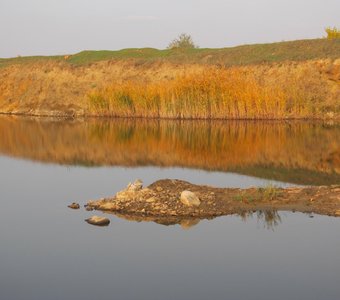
[180,191,201,207]
[85,206,94,211]
[68,202,80,209]
[127,179,143,191]
[146,197,156,203]
[99,202,117,211]
[85,216,110,226]
[156,186,163,192]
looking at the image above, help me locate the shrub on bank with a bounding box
[325,27,340,40]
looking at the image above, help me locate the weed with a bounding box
[325,27,340,40]
[257,184,280,201]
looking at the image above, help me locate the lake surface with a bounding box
[0,116,339,300]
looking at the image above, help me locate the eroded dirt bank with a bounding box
[85,180,340,225]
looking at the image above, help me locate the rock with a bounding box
[127,179,143,191]
[99,202,118,211]
[85,216,110,226]
[146,197,156,203]
[180,191,201,207]
[116,190,132,200]
[86,200,101,209]
[115,179,144,201]
[68,202,80,209]
[156,186,163,192]
[85,206,94,211]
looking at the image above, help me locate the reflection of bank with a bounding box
[0,116,339,185]
[105,211,202,230]
[96,211,282,230]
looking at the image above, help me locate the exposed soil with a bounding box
[85,179,340,226]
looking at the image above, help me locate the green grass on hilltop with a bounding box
[0,55,64,68]
[1,38,339,68]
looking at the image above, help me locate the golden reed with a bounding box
[87,67,310,119]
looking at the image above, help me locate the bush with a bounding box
[325,27,340,39]
[167,33,198,49]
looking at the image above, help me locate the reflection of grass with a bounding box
[257,210,282,230]
[0,117,339,185]
[239,210,282,230]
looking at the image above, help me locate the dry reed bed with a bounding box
[0,59,339,119]
[88,68,289,119]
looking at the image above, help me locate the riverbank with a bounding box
[84,180,340,225]
[0,39,339,120]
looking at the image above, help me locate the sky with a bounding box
[0,0,339,58]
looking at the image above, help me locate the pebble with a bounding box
[146,197,156,203]
[85,216,110,226]
[68,202,80,209]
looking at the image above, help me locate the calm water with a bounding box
[0,117,339,300]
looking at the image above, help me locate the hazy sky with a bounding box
[0,0,339,57]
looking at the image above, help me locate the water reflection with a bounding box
[240,210,282,230]
[0,116,339,185]
[102,209,282,230]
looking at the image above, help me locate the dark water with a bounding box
[0,117,339,300]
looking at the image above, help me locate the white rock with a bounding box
[180,191,201,207]
[115,179,143,201]
[127,179,143,191]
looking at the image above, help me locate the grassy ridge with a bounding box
[1,39,340,67]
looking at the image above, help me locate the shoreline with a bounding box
[0,111,339,122]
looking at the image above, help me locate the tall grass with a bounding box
[87,67,306,119]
